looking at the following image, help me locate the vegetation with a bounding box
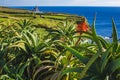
[0,7,83,28]
[0,7,120,80]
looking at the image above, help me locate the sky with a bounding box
[0,0,120,6]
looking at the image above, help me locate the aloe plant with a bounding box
[1,16,120,80]
[16,19,32,29]
[59,18,120,80]
[46,21,77,46]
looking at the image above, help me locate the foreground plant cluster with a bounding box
[0,18,120,80]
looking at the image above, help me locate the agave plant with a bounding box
[46,21,77,46]
[59,17,120,80]
[32,45,82,80]
[1,14,120,80]
[4,30,60,79]
[15,19,35,36]
[5,31,43,78]
[0,19,61,80]
[31,20,85,80]
[16,19,32,30]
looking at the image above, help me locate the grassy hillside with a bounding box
[0,6,85,42]
[0,6,84,28]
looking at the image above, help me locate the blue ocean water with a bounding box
[10,6,120,38]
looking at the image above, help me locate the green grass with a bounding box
[35,28,48,40]
[42,15,66,19]
[0,6,29,13]
[0,6,82,29]
[32,17,59,28]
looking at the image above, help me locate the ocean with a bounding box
[10,6,120,38]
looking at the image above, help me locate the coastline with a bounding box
[0,6,84,30]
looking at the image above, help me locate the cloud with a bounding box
[1,0,38,6]
[68,0,97,6]
[39,0,71,6]
[0,0,120,6]
[68,0,120,6]
[38,0,120,6]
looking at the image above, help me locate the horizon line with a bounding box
[1,5,120,7]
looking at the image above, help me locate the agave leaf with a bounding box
[0,74,14,80]
[0,26,9,33]
[62,67,82,76]
[43,49,58,57]
[116,45,120,55]
[3,64,15,78]
[27,31,37,47]
[80,51,100,79]
[112,18,118,52]
[98,36,109,49]
[22,32,32,46]
[36,70,55,80]
[36,43,46,52]
[33,66,54,80]
[85,47,96,55]
[40,60,55,66]
[108,58,120,74]
[60,56,68,65]
[17,19,32,29]
[90,76,98,80]
[18,61,30,76]
[16,74,24,80]
[74,35,93,41]
[60,44,89,64]
[50,72,61,80]
[91,15,102,51]
[101,44,113,72]
[8,41,27,53]
[42,74,54,80]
